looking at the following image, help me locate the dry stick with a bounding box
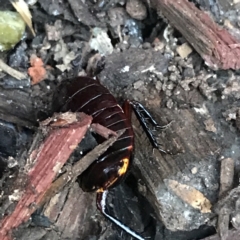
[0,59,27,80]
[38,129,125,207]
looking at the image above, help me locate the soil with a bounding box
[1,0,240,240]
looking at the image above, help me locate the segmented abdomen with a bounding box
[54,76,134,191]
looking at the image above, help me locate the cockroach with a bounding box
[54,76,166,240]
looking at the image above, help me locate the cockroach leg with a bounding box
[130,100,171,154]
[91,123,118,139]
[97,191,145,240]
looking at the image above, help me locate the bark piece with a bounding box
[165,179,212,213]
[0,112,92,240]
[132,107,219,231]
[150,0,240,70]
[28,55,46,85]
[0,87,47,127]
[44,183,98,240]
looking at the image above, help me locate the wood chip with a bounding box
[28,54,46,85]
[204,118,217,133]
[165,179,212,213]
[176,42,193,59]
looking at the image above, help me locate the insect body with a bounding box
[54,76,166,240]
[55,76,134,193]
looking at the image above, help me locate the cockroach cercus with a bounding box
[54,76,168,240]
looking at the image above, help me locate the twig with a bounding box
[0,59,27,80]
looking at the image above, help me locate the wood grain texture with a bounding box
[150,0,240,70]
[132,107,220,231]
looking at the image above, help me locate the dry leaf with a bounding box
[165,179,212,213]
[10,0,35,36]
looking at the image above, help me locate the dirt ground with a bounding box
[1,0,240,240]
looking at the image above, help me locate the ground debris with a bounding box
[165,179,212,213]
[126,0,147,20]
[176,42,193,59]
[28,54,46,84]
[150,0,240,70]
[0,112,92,240]
[217,158,234,240]
[1,0,240,239]
[89,28,114,56]
[0,59,27,80]
[204,118,217,133]
[10,0,35,36]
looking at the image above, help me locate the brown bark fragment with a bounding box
[150,0,240,70]
[165,179,212,213]
[0,112,92,240]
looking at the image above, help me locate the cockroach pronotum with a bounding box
[54,76,166,240]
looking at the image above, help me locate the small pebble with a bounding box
[191,167,198,174]
[126,0,147,20]
[142,42,152,49]
[156,81,162,91]
[134,80,144,89]
[166,99,173,109]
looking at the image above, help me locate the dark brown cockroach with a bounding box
[54,76,165,240]
[55,76,134,192]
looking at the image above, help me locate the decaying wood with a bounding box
[132,106,220,231]
[165,179,212,213]
[0,87,43,127]
[219,158,234,196]
[150,0,240,70]
[0,112,92,240]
